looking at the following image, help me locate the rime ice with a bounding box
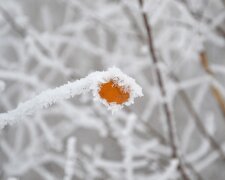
[0,67,143,128]
[91,67,143,112]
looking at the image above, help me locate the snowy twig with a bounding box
[138,0,190,179]
[0,5,50,56]
[0,68,143,129]
[111,2,202,178]
[172,74,225,160]
[199,51,225,122]
[64,137,77,180]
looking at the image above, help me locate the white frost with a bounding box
[0,67,143,128]
[91,67,143,112]
[64,137,77,180]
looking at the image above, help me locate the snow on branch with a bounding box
[64,137,77,180]
[0,67,143,129]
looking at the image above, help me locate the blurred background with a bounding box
[0,0,225,179]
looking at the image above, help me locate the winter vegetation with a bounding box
[0,0,225,179]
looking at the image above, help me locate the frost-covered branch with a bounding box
[0,68,143,128]
[199,52,225,120]
[138,0,190,179]
[64,137,77,180]
[1,0,225,179]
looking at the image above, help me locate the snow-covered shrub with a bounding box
[0,0,225,179]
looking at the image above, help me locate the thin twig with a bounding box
[0,6,82,79]
[121,2,146,41]
[0,6,49,56]
[178,0,225,116]
[133,0,225,162]
[178,0,225,40]
[137,0,190,179]
[171,74,225,161]
[120,1,167,144]
[121,3,204,179]
[126,106,167,143]
[199,52,225,121]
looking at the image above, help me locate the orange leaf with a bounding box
[99,80,130,104]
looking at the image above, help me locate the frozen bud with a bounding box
[91,67,143,112]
